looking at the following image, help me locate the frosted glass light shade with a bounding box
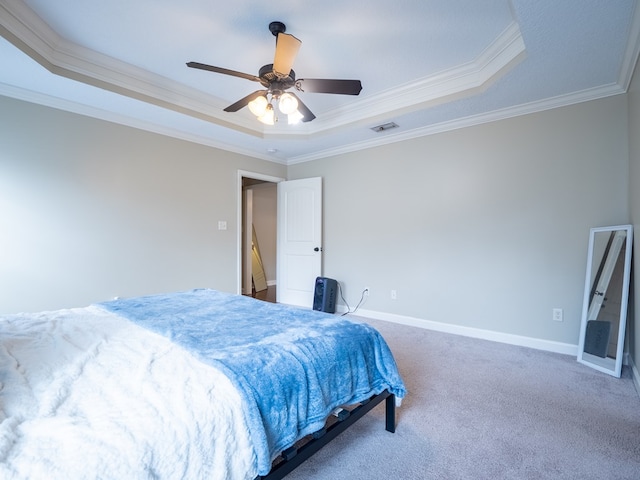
[258,105,275,125]
[248,95,268,116]
[278,93,298,115]
[287,109,304,124]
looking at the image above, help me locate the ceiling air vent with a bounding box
[370,122,399,133]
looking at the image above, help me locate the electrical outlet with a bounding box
[364,287,370,296]
[552,308,563,322]
[391,289,397,300]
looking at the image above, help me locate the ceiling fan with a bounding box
[187,21,362,124]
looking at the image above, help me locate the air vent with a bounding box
[370,122,399,133]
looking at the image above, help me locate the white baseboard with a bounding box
[342,307,578,356]
[338,306,640,399]
[630,356,640,399]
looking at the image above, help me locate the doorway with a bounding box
[237,171,283,301]
[237,172,324,308]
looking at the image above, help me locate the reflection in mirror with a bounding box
[577,225,633,377]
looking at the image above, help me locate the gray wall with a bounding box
[0,96,286,313]
[0,90,634,357]
[289,95,630,347]
[629,57,640,380]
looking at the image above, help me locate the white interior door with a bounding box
[277,177,322,307]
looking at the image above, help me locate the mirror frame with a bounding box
[577,224,633,377]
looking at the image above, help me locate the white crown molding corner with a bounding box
[618,0,640,91]
[0,0,267,137]
[312,21,526,134]
[0,0,59,60]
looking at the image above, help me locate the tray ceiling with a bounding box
[0,0,638,164]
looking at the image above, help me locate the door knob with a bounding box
[314,247,322,252]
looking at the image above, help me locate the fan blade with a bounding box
[273,33,301,76]
[223,90,267,112]
[297,78,362,95]
[187,62,260,82]
[289,92,316,122]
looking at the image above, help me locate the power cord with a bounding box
[338,282,368,316]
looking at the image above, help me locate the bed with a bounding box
[0,288,406,479]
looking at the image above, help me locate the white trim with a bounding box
[631,356,640,399]
[0,0,525,139]
[0,83,285,163]
[309,21,525,132]
[287,83,624,164]
[1,0,636,164]
[344,304,640,399]
[340,306,578,356]
[2,78,625,167]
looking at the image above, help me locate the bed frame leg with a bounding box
[385,393,396,433]
[257,390,396,480]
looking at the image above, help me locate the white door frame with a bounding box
[236,170,285,295]
[243,188,254,295]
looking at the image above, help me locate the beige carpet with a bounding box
[285,317,640,480]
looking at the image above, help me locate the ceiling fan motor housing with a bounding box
[259,64,295,95]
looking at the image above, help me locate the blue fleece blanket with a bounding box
[99,289,406,475]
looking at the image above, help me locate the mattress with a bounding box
[0,289,406,479]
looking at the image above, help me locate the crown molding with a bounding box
[0,82,283,163]
[311,21,525,133]
[287,83,625,164]
[0,76,625,167]
[0,0,524,140]
[3,1,635,165]
[0,0,262,136]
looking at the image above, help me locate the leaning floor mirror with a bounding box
[577,225,633,377]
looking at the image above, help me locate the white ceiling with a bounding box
[1,0,639,164]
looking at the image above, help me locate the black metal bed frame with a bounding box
[255,389,396,480]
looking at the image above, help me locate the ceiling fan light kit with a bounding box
[247,91,302,125]
[187,21,362,125]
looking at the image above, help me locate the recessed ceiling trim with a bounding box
[0,81,284,164]
[1,0,525,141]
[0,0,263,136]
[287,83,625,165]
[0,77,625,167]
[307,21,526,132]
[3,1,632,167]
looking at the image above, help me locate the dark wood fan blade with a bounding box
[290,92,316,122]
[297,79,362,95]
[223,90,268,112]
[186,62,260,82]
